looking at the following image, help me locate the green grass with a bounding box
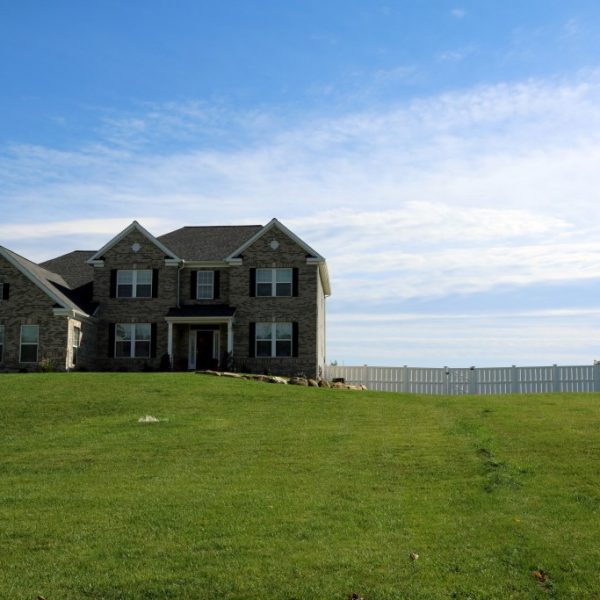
[1,374,599,599]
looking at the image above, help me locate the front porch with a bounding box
[166,306,235,371]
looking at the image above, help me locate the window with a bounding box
[256,322,293,357]
[196,271,214,299]
[117,270,152,298]
[115,323,151,358]
[0,325,4,362]
[72,327,81,366]
[0,282,8,301]
[20,325,39,363]
[256,268,292,297]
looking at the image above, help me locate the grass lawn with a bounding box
[1,373,599,599]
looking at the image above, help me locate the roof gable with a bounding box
[226,218,324,261]
[0,246,91,316]
[87,221,179,263]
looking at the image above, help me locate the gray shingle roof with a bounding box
[157,225,262,261]
[40,250,96,288]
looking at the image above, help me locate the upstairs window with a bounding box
[197,271,214,299]
[20,324,39,363]
[0,283,8,301]
[256,268,293,297]
[116,270,152,298]
[115,323,151,358]
[0,325,4,362]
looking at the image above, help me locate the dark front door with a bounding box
[196,330,215,370]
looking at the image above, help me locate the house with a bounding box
[0,219,330,377]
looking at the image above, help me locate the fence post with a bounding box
[444,366,450,395]
[553,364,560,392]
[511,365,518,394]
[594,363,600,392]
[468,367,477,395]
[402,365,409,393]
[362,364,368,389]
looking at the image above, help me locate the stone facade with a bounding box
[228,231,322,377]
[92,229,178,371]
[0,256,69,371]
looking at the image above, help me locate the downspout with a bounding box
[176,260,185,308]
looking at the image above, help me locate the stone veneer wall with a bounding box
[228,232,323,378]
[92,230,178,370]
[0,256,69,371]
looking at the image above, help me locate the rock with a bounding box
[138,415,159,423]
[307,379,319,387]
[221,372,242,378]
[332,382,347,389]
[268,376,288,384]
[318,379,331,388]
[196,370,221,376]
[289,377,308,386]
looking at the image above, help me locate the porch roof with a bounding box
[166,305,236,319]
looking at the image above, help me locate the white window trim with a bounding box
[196,270,214,299]
[114,323,151,359]
[20,324,39,364]
[255,322,292,358]
[256,268,292,297]
[116,269,153,298]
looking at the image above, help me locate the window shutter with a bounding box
[107,323,115,358]
[248,322,256,357]
[151,323,157,358]
[249,268,256,297]
[2,283,9,300]
[152,270,159,298]
[110,270,117,298]
[190,270,197,300]
[292,322,299,357]
[292,268,299,297]
[214,270,220,299]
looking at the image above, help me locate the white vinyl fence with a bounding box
[324,363,600,395]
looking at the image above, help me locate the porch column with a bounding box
[227,320,233,354]
[167,321,173,364]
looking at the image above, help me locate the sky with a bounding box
[3,1,600,367]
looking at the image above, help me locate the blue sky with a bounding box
[3,1,600,366]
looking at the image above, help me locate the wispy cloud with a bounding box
[450,8,466,19]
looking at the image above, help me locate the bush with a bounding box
[38,358,54,373]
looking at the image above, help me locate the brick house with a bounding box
[0,219,330,377]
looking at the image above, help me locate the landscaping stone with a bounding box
[307,378,319,387]
[221,372,243,378]
[289,377,308,386]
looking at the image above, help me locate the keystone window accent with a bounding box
[115,323,152,358]
[72,327,81,366]
[255,322,295,357]
[255,268,294,297]
[0,325,4,362]
[20,324,39,363]
[116,269,153,298]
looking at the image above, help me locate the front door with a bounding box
[196,330,214,370]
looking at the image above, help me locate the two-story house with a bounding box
[0,219,330,377]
